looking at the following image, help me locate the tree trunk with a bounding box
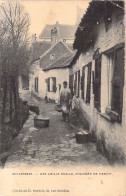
[12,76,19,110]
[10,77,13,121]
[2,75,8,123]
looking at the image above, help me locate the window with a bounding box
[86,63,92,104]
[81,63,92,103]
[74,72,77,96]
[84,66,88,101]
[81,66,85,99]
[103,45,124,122]
[77,70,80,97]
[94,56,101,111]
[35,77,38,92]
[111,47,124,121]
[74,71,80,97]
[47,77,56,92]
[50,54,55,60]
[69,74,74,96]
[107,52,114,107]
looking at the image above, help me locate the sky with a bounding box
[19,0,90,37]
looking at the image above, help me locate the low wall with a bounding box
[0,100,29,165]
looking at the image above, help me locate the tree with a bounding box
[0,1,30,122]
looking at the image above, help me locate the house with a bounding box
[29,41,51,96]
[69,1,125,164]
[29,25,74,101]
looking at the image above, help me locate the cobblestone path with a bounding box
[5,91,109,168]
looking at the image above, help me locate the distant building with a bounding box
[29,25,74,101]
[39,21,77,44]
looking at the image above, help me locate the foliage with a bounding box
[0,1,30,123]
[0,1,30,76]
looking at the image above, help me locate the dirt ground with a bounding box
[4,90,109,168]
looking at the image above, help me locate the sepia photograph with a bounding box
[0,0,126,195]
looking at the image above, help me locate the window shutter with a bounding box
[94,57,101,111]
[111,47,124,120]
[69,74,74,96]
[52,77,56,92]
[81,67,85,99]
[77,70,80,97]
[92,71,95,94]
[74,72,77,96]
[36,78,38,92]
[47,78,50,92]
[35,77,38,92]
[86,63,92,104]
[34,78,36,92]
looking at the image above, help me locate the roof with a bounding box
[73,1,124,51]
[31,41,51,63]
[39,23,77,39]
[43,53,74,71]
[40,40,73,70]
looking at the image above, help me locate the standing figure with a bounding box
[60,81,72,121]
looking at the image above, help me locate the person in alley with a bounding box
[60,81,72,121]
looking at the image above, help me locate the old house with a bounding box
[69,1,126,163]
[29,23,74,101]
[29,41,51,97]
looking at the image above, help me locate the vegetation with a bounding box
[0,1,30,123]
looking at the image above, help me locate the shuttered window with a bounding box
[81,66,85,99]
[35,77,38,92]
[86,63,92,104]
[47,77,56,93]
[77,70,80,98]
[52,77,56,92]
[111,47,124,121]
[74,71,80,97]
[74,72,77,96]
[94,56,101,111]
[47,78,50,92]
[69,74,74,96]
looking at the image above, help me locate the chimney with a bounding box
[55,21,60,40]
[51,27,57,45]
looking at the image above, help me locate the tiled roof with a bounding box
[40,41,73,69]
[39,24,76,39]
[43,53,74,71]
[31,41,51,63]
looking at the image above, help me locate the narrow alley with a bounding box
[5,91,108,168]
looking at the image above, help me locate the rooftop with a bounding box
[43,53,74,71]
[40,40,73,70]
[39,22,77,39]
[31,41,51,63]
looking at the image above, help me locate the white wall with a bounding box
[38,68,69,101]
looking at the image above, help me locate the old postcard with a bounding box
[0,0,126,195]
